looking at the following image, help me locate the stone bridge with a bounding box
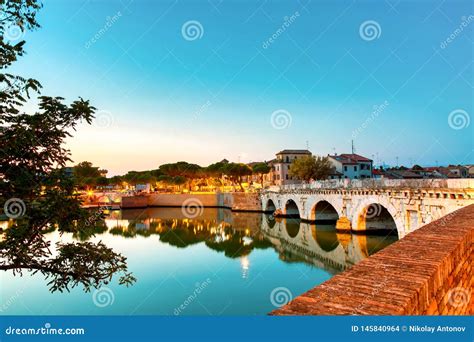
[260,216,395,274]
[261,179,474,238]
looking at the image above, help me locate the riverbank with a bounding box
[120,192,262,211]
[271,204,474,315]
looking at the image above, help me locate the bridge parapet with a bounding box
[269,178,473,192]
[262,179,474,237]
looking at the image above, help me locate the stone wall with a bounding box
[271,204,474,315]
[121,192,262,211]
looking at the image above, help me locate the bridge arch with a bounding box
[284,199,301,218]
[264,199,276,213]
[312,224,340,252]
[352,201,400,237]
[310,200,340,221]
[285,218,301,238]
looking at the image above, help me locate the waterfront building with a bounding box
[270,149,312,185]
[327,153,373,179]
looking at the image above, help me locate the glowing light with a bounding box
[240,256,250,279]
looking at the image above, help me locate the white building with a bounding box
[270,149,312,185]
[328,153,373,179]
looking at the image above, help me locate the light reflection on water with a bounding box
[0,208,397,315]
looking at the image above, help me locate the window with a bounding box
[354,166,357,171]
[286,156,289,163]
[344,166,347,172]
[286,174,289,180]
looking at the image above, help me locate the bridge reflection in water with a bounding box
[104,208,397,274]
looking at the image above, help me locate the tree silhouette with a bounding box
[0,0,135,292]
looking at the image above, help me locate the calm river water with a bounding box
[0,208,397,315]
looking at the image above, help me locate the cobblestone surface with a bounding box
[271,204,474,315]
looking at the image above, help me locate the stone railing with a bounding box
[271,204,474,315]
[268,178,473,192]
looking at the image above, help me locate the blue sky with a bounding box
[9,0,473,175]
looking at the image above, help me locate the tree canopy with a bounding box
[0,0,135,292]
[288,155,334,181]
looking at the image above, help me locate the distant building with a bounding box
[271,149,312,185]
[468,165,474,178]
[328,153,373,179]
[423,166,468,179]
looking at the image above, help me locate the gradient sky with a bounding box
[9,0,473,175]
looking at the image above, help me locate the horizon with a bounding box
[9,0,473,175]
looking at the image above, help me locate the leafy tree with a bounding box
[73,161,105,189]
[223,163,252,191]
[96,176,109,187]
[0,0,135,292]
[252,162,271,188]
[289,155,334,181]
[159,162,202,190]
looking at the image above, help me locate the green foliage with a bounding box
[289,155,334,181]
[73,161,107,189]
[223,163,252,191]
[0,0,134,292]
[252,162,271,187]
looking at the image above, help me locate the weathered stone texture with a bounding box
[271,204,474,315]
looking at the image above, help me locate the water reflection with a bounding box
[102,208,397,274]
[261,215,397,274]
